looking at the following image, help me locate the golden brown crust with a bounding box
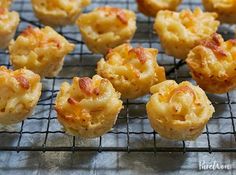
[186,33,236,94]
[31,0,91,26]
[0,66,42,125]
[146,80,215,140]
[77,6,137,55]
[0,7,20,49]
[136,0,182,17]
[9,26,75,78]
[55,75,123,138]
[202,0,236,24]
[97,43,166,99]
[154,8,219,59]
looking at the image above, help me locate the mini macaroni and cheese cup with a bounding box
[9,26,75,78]
[146,80,214,140]
[0,66,42,125]
[77,6,137,55]
[202,0,236,24]
[97,43,166,99]
[31,0,91,27]
[0,7,19,49]
[55,75,123,138]
[187,33,236,94]
[136,0,182,17]
[154,8,219,59]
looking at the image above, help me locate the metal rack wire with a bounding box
[0,0,236,153]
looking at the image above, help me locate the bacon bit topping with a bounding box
[129,47,147,64]
[105,48,114,60]
[21,26,35,36]
[201,34,227,56]
[79,77,94,95]
[21,26,62,49]
[228,39,236,45]
[105,48,112,58]
[79,78,101,96]
[93,88,100,95]
[67,97,78,105]
[98,7,128,25]
[116,10,128,24]
[47,38,61,48]
[0,8,5,15]
[15,76,30,89]
[212,33,221,46]
[169,86,195,102]
[107,48,113,55]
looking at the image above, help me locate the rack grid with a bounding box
[0,0,236,153]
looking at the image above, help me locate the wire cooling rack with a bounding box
[0,0,236,153]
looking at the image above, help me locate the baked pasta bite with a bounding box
[0,7,19,49]
[0,66,42,125]
[186,33,236,94]
[77,6,137,55]
[146,80,214,140]
[31,0,91,26]
[0,0,13,9]
[55,75,123,138]
[9,26,75,78]
[154,8,219,59]
[202,0,236,24]
[97,44,166,99]
[136,0,182,17]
